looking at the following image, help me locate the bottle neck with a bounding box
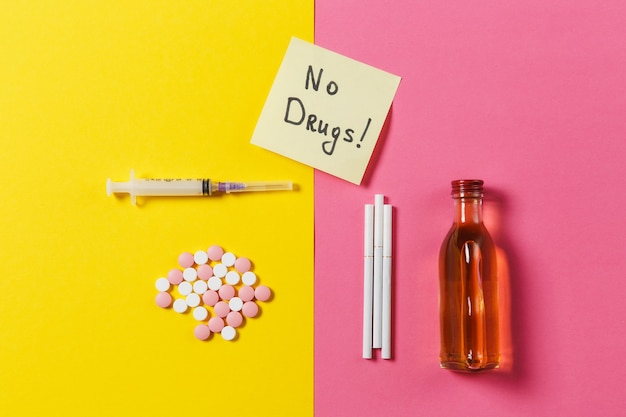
[450,179,484,225]
[453,197,483,224]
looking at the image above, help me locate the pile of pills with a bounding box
[155,245,272,341]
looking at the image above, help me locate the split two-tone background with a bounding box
[2,1,625,416]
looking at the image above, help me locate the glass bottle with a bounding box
[439,179,500,371]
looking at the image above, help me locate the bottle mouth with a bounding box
[451,179,484,198]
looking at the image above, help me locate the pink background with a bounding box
[314,1,626,416]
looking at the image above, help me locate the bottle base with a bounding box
[440,361,499,372]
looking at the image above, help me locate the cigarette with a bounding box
[363,204,374,359]
[381,204,392,359]
[373,194,384,348]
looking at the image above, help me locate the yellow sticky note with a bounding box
[251,37,401,185]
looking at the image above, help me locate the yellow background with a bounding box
[0,1,313,415]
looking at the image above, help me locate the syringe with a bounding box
[107,170,293,204]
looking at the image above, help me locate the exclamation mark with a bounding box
[356,118,372,148]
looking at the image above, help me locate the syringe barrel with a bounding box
[129,179,205,196]
[106,172,207,204]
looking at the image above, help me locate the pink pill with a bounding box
[208,317,225,333]
[155,292,173,308]
[214,301,231,318]
[218,285,235,301]
[226,311,243,328]
[197,264,213,280]
[194,324,211,341]
[178,252,195,268]
[242,301,259,318]
[234,257,251,273]
[254,285,271,302]
[238,285,255,302]
[207,245,224,261]
[167,269,184,285]
[202,290,219,307]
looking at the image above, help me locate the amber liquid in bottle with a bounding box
[439,180,500,371]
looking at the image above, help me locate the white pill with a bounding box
[221,326,236,341]
[213,263,227,278]
[193,306,209,321]
[183,267,197,282]
[242,271,257,286]
[207,276,223,291]
[228,297,243,312]
[173,299,188,313]
[193,250,209,265]
[178,281,193,296]
[186,293,201,307]
[193,280,208,295]
[155,277,170,292]
[221,252,236,267]
[225,271,240,285]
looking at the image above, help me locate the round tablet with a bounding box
[167,269,184,285]
[207,276,222,291]
[228,297,243,312]
[226,311,243,328]
[208,317,225,332]
[213,263,227,278]
[193,250,209,265]
[202,290,219,306]
[178,281,193,296]
[186,293,201,307]
[155,292,173,308]
[183,267,197,282]
[207,245,224,261]
[214,301,230,318]
[193,280,208,295]
[193,306,209,321]
[218,285,235,301]
[238,285,255,302]
[194,324,211,341]
[221,326,236,341]
[173,299,188,313]
[221,252,236,267]
[242,271,257,286]
[234,257,251,273]
[178,252,195,268]
[225,271,240,285]
[242,301,259,318]
[197,264,213,280]
[155,277,170,292]
[254,285,271,302]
